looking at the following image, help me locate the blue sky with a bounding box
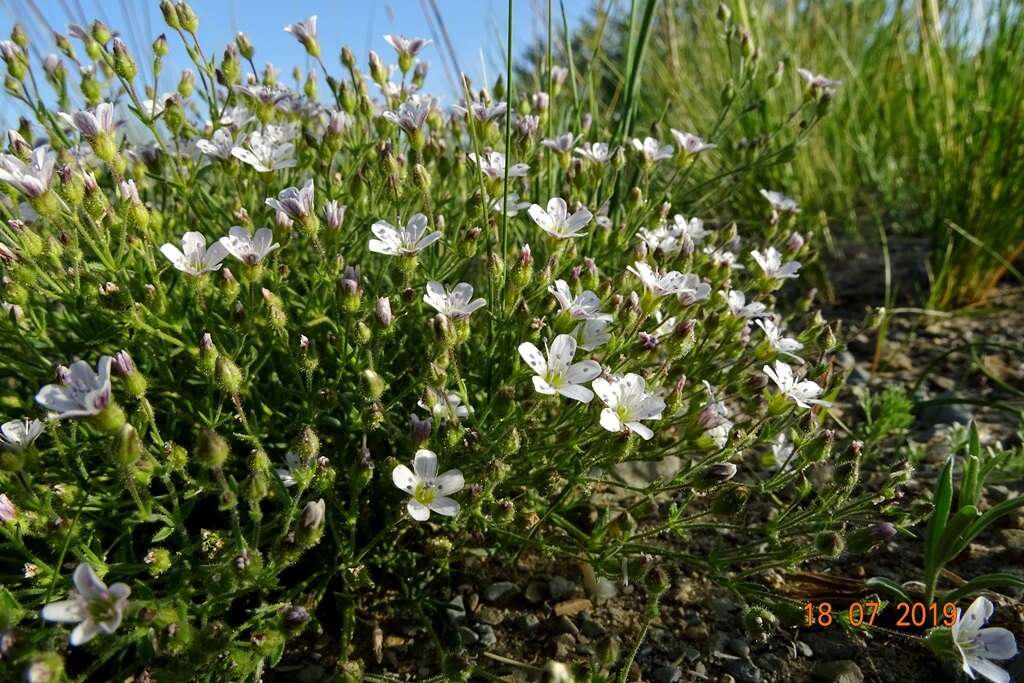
[0,0,593,125]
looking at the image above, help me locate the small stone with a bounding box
[652,665,683,683]
[551,615,579,636]
[681,645,700,662]
[525,580,546,604]
[682,623,710,641]
[458,625,479,646]
[475,606,504,626]
[464,592,480,613]
[476,624,497,647]
[716,676,735,683]
[812,660,864,683]
[483,581,519,604]
[549,576,577,600]
[801,631,858,659]
[551,633,576,659]
[515,614,540,633]
[727,638,750,659]
[998,529,1024,557]
[724,659,761,683]
[553,598,592,617]
[580,619,607,639]
[446,595,466,623]
[795,640,813,657]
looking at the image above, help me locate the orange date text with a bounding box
[803,601,957,628]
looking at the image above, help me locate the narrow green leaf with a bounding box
[936,504,979,565]
[865,576,912,603]
[942,573,1024,605]
[924,457,955,575]
[948,494,1024,561]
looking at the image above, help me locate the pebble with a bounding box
[727,638,750,659]
[551,633,576,659]
[801,631,858,659]
[549,576,577,600]
[652,665,683,683]
[458,625,478,646]
[580,618,607,639]
[483,581,519,604]
[553,598,592,617]
[514,614,540,633]
[446,595,466,623]
[795,640,813,657]
[551,615,579,637]
[524,580,547,604]
[682,623,710,641]
[998,529,1024,556]
[476,624,497,647]
[475,606,504,626]
[916,396,972,428]
[724,660,761,683]
[812,660,864,683]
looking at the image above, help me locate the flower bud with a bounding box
[215,356,244,394]
[301,498,325,529]
[742,605,778,643]
[360,369,386,400]
[374,296,393,328]
[160,0,180,28]
[324,200,346,230]
[235,32,254,60]
[175,3,200,33]
[153,34,169,57]
[813,530,845,558]
[196,428,230,468]
[409,414,432,444]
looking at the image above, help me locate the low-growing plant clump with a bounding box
[0,2,1019,681]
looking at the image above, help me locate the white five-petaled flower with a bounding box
[382,94,437,133]
[266,178,315,221]
[160,232,228,276]
[0,418,44,451]
[573,319,611,351]
[35,357,113,419]
[518,334,601,403]
[392,449,463,521]
[490,192,531,217]
[528,197,592,239]
[419,390,470,424]
[0,147,57,198]
[797,67,842,92]
[383,35,432,59]
[951,596,1018,683]
[196,128,243,160]
[541,132,577,153]
[231,127,297,172]
[469,151,529,180]
[41,563,130,646]
[670,129,716,155]
[574,142,615,164]
[752,247,801,280]
[755,319,804,361]
[423,281,486,320]
[628,261,711,302]
[631,136,673,162]
[284,16,318,44]
[592,373,665,440]
[276,451,303,488]
[763,360,828,409]
[59,102,116,137]
[549,280,611,322]
[368,213,441,256]
[723,290,769,319]
[452,101,507,123]
[759,189,800,213]
[219,227,280,265]
[673,214,713,243]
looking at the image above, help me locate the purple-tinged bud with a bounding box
[410,414,433,444]
[275,210,293,230]
[627,291,640,311]
[706,462,737,483]
[674,376,687,394]
[200,333,215,353]
[0,493,16,523]
[697,403,725,430]
[282,605,309,629]
[675,319,696,338]
[375,297,393,328]
[323,200,346,230]
[610,293,623,308]
[747,373,769,391]
[301,498,325,529]
[518,244,533,267]
[113,350,136,376]
[786,232,805,253]
[298,334,310,352]
[581,113,593,131]
[570,265,582,283]
[871,522,897,541]
[638,332,658,351]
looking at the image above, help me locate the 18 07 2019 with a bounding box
[803,601,957,628]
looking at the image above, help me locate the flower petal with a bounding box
[407,499,430,521]
[41,599,84,623]
[429,495,460,517]
[434,469,464,496]
[392,464,416,492]
[599,408,621,432]
[518,342,547,376]
[413,449,438,481]
[558,383,594,403]
[70,619,101,646]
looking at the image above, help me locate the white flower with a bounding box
[592,373,665,440]
[35,357,113,419]
[759,189,800,213]
[219,227,280,265]
[627,262,711,302]
[58,102,116,137]
[0,418,44,451]
[382,94,437,133]
[160,232,228,276]
[573,319,610,351]
[392,449,463,521]
[528,197,592,239]
[574,142,615,164]
[265,178,315,221]
[763,360,828,409]
[383,35,432,59]
[752,247,801,280]
[490,192,531,217]
[276,451,303,488]
[768,433,795,470]
[755,319,804,361]
[701,381,734,448]
[284,16,318,44]
[541,132,577,153]
[952,596,1018,683]
[368,213,442,256]
[797,67,842,92]
[631,136,673,162]
[41,563,130,646]
[140,93,175,119]
[672,215,713,244]
[196,128,242,160]
[469,151,529,180]
[669,129,716,155]
[723,290,769,318]
[638,224,686,256]
[452,101,507,123]
[518,334,601,403]
[0,146,56,198]
[549,280,611,321]
[231,127,297,172]
[418,390,470,424]
[423,282,486,320]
